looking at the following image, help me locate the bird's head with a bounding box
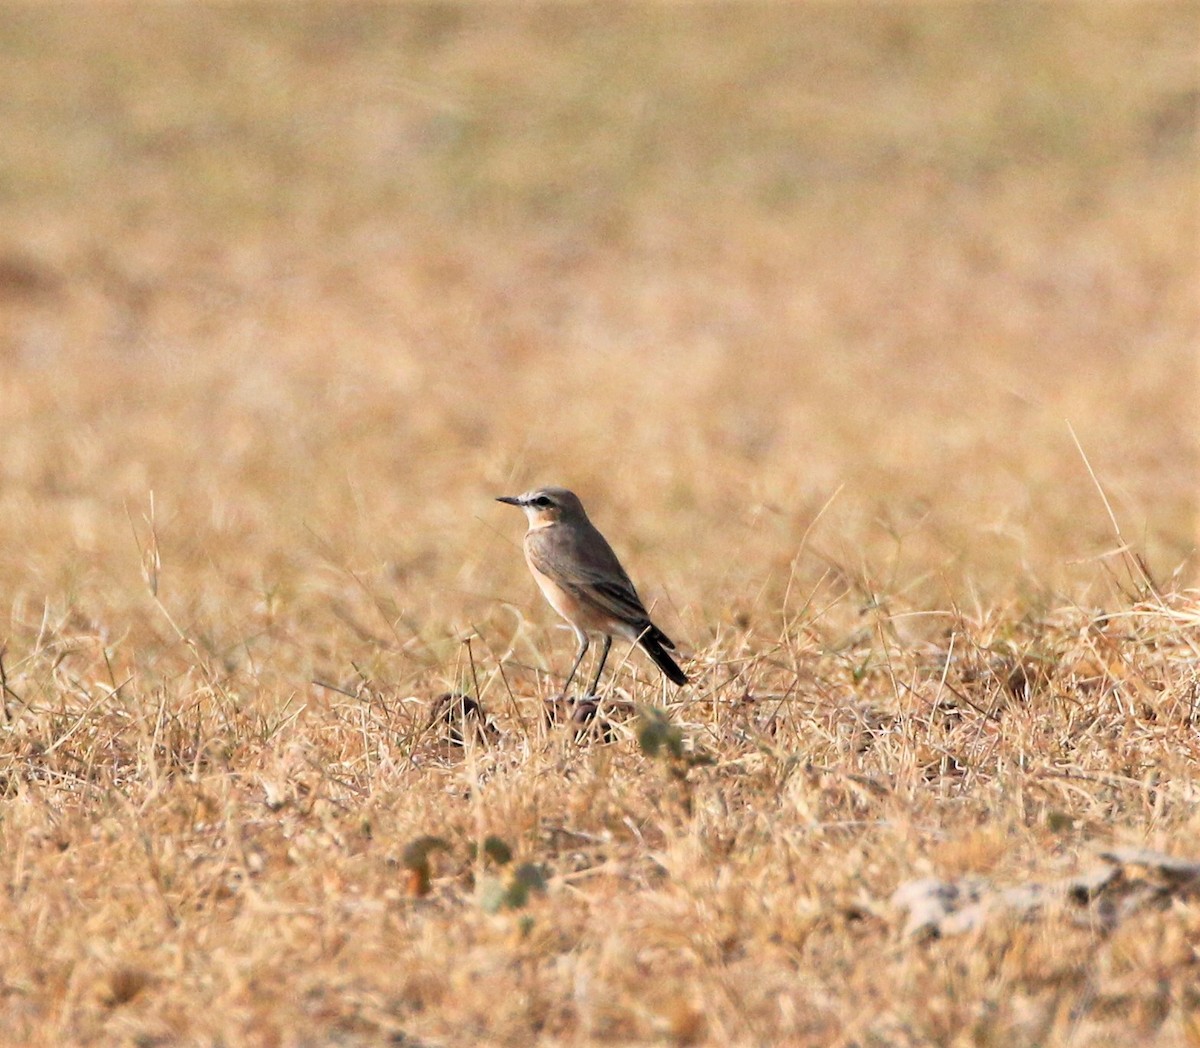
[496,486,586,527]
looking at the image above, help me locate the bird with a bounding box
[496,486,688,695]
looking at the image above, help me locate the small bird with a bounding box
[496,487,688,694]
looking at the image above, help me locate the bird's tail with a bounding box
[639,626,688,687]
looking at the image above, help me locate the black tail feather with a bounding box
[639,630,688,687]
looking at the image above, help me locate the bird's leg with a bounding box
[586,634,612,697]
[562,630,589,695]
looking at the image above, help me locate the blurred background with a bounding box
[0,5,1196,687]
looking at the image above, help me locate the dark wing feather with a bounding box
[525,525,652,626]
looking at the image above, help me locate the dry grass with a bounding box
[0,5,1198,1046]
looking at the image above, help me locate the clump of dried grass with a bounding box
[1,575,1198,1044]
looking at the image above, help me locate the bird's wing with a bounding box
[525,525,651,626]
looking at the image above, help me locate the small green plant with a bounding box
[636,707,716,775]
[474,835,547,914]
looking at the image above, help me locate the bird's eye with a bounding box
[533,496,552,508]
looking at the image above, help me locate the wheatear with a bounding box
[497,487,688,694]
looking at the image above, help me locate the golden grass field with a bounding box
[1,5,1198,1045]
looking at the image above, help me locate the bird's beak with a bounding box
[495,496,523,506]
